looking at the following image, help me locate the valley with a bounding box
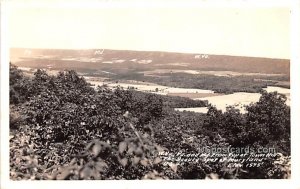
[11,48,290,114]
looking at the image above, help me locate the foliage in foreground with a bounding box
[9,64,290,180]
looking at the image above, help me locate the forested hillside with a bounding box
[9,64,290,180]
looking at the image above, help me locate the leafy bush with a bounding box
[9,63,33,104]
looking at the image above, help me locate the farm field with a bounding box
[176,86,290,113]
[166,93,222,99]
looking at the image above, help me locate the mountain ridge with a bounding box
[10,48,290,75]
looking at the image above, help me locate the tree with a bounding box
[245,91,290,153]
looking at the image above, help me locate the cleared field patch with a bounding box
[141,69,286,77]
[86,80,214,95]
[263,86,290,94]
[167,92,222,99]
[155,63,190,67]
[196,70,285,77]
[141,69,198,76]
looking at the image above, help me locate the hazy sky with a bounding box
[8,2,290,59]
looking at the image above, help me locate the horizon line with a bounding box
[9,47,290,60]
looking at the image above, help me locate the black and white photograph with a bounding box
[1,0,300,188]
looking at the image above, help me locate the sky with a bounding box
[8,1,290,59]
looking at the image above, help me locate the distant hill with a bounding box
[10,48,290,75]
